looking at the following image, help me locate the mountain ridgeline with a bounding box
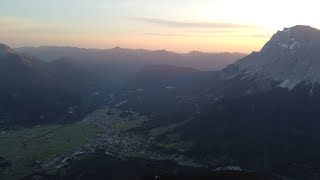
[15,46,246,71]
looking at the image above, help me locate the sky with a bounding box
[0,0,319,53]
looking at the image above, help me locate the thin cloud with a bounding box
[132,17,260,29]
[143,32,271,39]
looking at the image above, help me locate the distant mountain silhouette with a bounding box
[15,46,246,71]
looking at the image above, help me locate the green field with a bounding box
[0,123,98,180]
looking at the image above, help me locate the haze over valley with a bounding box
[1,1,320,180]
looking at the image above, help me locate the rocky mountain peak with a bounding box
[260,25,320,55]
[224,25,320,89]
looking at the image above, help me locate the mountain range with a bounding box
[1,25,320,179]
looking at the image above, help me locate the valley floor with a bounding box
[0,107,206,180]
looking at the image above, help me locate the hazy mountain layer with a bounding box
[15,46,246,71]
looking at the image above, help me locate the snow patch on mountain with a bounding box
[278,80,301,90]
